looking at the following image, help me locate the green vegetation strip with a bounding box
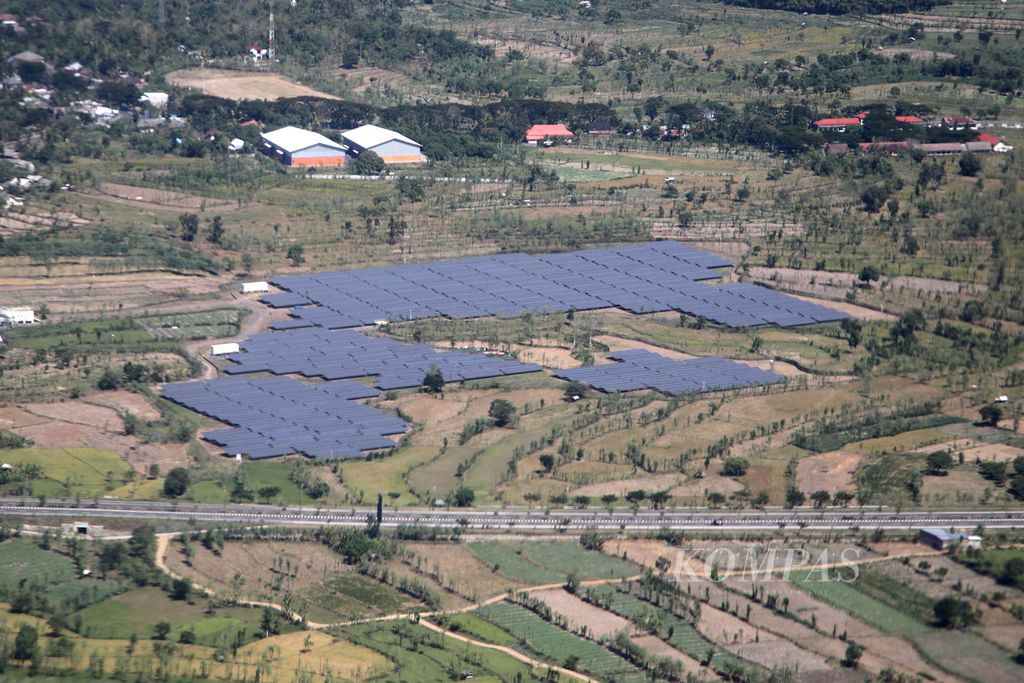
[476,601,646,682]
[789,569,927,636]
[466,541,639,584]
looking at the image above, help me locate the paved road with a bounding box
[2,497,1022,531]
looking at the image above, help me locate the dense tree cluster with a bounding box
[721,0,949,15]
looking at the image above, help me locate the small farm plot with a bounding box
[466,541,640,584]
[789,569,928,637]
[532,587,631,638]
[0,448,135,498]
[0,540,78,590]
[476,601,646,682]
[141,308,246,341]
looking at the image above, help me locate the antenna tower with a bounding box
[157,0,166,32]
[268,1,276,61]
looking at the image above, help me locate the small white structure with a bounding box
[228,137,245,152]
[995,395,1009,403]
[0,307,35,325]
[211,342,240,356]
[139,92,168,110]
[241,281,269,294]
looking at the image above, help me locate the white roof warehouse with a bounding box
[260,126,348,168]
[341,124,426,165]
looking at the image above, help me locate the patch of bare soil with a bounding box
[339,66,411,93]
[166,68,340,101]
[593,335,698,361]
[432,340,581,369]
[603,539,690,575]
[0,406,50,429]
[630,635,714,679]
[878,47,954,61]
[796,451,861,494]
[20,400,124,431]
[572,473,687,498]
[83,390,161,421]
[668,475,745,500]
[533,587,631,638]
[406,542,528,603]
[788,294,896,321]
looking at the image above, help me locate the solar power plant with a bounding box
[553,349,784,396]
[162,376,408,459]
[262,241,847,330]
[222,328,543,390]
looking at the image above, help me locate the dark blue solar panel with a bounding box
[162,377,407,460]
[554,349,784,397]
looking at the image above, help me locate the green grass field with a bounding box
[790,569,928,636]
[434,612,519,646]
[340,620,549,683]
[0,448,135,499]
[466,541,639,584]
[74,587,297,646]
[476,601,646,682]
[0,539,78,590]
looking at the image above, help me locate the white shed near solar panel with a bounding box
[211,342,240,356]
[241,281,269,294]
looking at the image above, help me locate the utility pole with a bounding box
[268,0,276,61]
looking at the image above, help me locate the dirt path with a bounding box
[181,296,272,381]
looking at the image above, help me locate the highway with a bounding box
[2,497,1022,531]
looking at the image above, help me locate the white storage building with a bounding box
[211,342,240,356]
[241,281,269,294]
[260,126,348,168]
[0,307,35,325]
[341,124,426,165]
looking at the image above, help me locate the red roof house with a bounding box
[525,123,574,143]
[976,132,1000,145]
[895,115,924,125]
[812,117,862,130]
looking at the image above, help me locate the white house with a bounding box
[0,307,35,325]
[241,281,269,294]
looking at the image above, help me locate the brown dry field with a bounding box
[603,539,692,575]
[733,577,956,681]
[571,473,687,498]
[166,68,340,101]
[8,393,189,475]
[164,540,354,599]
[593,335,697,361]
[878,47,955,60]
[339,66,411,93]
[430,340,580,369]
[404,542,529,603]
[532,587,632,638]
[788,294,895,321]
[630,635,715,679]
[95,183,245,213]
[796,451,861,494]
[84,390,162,420]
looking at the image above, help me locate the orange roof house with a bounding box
[525,123,574,143]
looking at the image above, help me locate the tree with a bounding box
[926,451,954,476]
[171,577,191,601]
[341,44,360,69]
[625,489,648,504]
[153,622,172,640]
[179,213,199,242]
[488,399,516,427]
[933,596,976,629]
[207,215,224,245]
[650,490,671,509]
[351,151,385,175]
[958,153,982,177]
[810,490,831,508]
[706,492,726,508]
[858,265,881,285]
[97,367,121,391]
[422,367,445,394]
[980,404,1003,427]
[287,244,305,265]
[721,457,749,477]
[860,185,889,213]
[258,486,281,503]
[162,468,191,498]
[178,630,196,644]
[999,557,1024,589]
[841,641,864,668]
[785,488,806,508]
[563,381,587,400]
[539,454,555,472]
[13,625,38,662]
[449,485,475,507]
[128,524,156,562]
[840,318,862,348]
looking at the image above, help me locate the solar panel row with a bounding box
[553,349,784,396]
[222,328,543,390]
[262,241,843,329]
[162,376,407,460]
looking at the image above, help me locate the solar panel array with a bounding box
[554,349,784,396]
[162,376,407,459]
[222,328,542,390]
[262,241,846,329]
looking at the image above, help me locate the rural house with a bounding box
[525,123,574,145]
[811,117,861,132]
[919,528,982,551]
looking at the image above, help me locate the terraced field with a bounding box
[466,540,640,584]
[476,601,647,682]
